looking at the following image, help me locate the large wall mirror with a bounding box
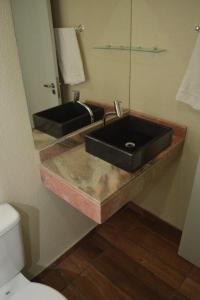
[11,0,132,146]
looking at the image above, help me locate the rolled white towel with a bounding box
[54,28,85,85]
[176,35,200,110]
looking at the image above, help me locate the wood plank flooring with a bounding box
[35,203,200,299]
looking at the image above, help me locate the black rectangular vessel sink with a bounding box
[85,115,173,172]
[33,102,104,138]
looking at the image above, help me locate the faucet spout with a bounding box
[77,101,94,123]
[73,90,94,124]
[114,100,123,118]
[103,100,123,126]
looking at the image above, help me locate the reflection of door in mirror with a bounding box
[11,0,61,126]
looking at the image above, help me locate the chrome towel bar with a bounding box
[75,24,85,33]
[195,25,200,32]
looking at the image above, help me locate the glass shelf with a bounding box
[94,45,167,53]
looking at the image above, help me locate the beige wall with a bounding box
[0,0,95,278]
[131,0,200,229]
[51,0,131,109]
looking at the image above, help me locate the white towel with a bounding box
[54,28,85,85]
[176,35,200,110]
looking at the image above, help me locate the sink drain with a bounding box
[125,142,136,149]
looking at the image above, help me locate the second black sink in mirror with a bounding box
[33,102,104,138]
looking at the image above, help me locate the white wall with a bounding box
[0,0,95,278]
[131,0,200,229]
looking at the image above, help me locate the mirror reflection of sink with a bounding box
[33,102,104,138]
[85,115,173,172]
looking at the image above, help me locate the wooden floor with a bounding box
[35,203,200,300]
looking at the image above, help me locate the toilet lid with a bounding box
[10,282,67,300]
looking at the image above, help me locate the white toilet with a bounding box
[0,204,67,300]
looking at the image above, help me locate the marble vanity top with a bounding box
[32,129,57,150]
[42,136,134,203]
[39,111,187,223]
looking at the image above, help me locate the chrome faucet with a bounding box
[73,90,94,124]
[103,100,123,126]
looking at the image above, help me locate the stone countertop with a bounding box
[39,111,187,223]
[32,129,57,151]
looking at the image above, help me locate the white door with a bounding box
[179,157,200,267]
[11,0,61,125]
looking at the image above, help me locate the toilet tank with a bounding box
[0,204,25,288]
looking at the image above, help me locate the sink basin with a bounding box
[85,115,173,172]
[33,102,104,138]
